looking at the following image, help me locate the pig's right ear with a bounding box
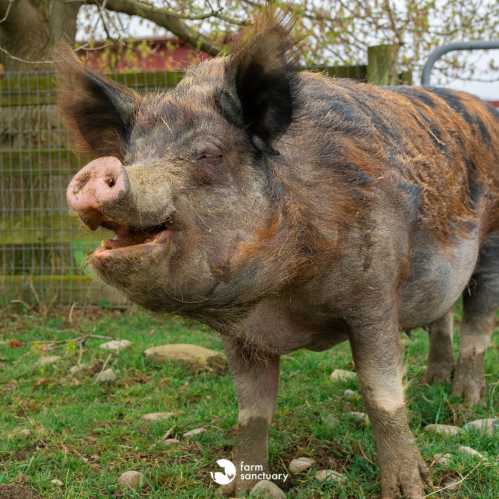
[55,44,140,158]
[219,11,296,154]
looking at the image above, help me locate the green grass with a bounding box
[0,306,497,498]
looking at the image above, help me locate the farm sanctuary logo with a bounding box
[210,459,289,485]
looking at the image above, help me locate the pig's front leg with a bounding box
[348,309,430,499]
[221,337,280,496]
[423,311,454,384]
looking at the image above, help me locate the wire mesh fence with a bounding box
[0,69,183,307]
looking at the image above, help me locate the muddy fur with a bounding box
[58,10,499,498]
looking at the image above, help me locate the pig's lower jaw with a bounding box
[92,228,172,260]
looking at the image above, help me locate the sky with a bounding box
[76,7,499,101]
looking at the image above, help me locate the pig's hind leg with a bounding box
[423,311,454,384]
[452,233,499,405]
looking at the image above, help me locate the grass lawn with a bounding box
[0,304,497,498]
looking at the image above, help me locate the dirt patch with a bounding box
[0,485,39,499]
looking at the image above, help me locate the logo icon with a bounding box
[210,458,236,485]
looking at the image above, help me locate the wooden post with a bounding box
[367,44,400,85]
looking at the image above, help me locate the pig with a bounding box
[58,11,499,498]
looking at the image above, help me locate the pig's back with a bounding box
[294,72,499,239]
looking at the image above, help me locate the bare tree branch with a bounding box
[0,0,13,24]
[85,0,222,55]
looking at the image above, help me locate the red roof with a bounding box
[81,38,208,72]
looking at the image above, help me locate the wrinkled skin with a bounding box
[58,12,499,498]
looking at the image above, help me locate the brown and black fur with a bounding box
[57,10,498,498]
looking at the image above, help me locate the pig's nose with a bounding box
[67,156,128,230]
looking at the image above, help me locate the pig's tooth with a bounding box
[155,230,171,243]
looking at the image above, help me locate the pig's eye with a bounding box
[195,148,223,166]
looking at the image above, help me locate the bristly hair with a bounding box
[55,43,140,159]
[222,7,299,149]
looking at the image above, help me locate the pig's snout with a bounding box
[67,156,128,230]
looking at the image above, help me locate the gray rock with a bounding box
[94,368,117,384]
[183,427,206,439]
[69,364,89,375]
[99,340,132,351]
[441,478,460,491]
[289,457,315,474]
[346,411,369,426]
[8,428,32,439]
[118,470,144,489]
[163,438,180,446]
[457,446,484,459]
[250,480,286,498]
[424,424,461,436]
[434,453,453,466]
[142,412,175,422]
[330,369,357,382]
[464,418,498,436]
[38,355,61,367]
[144,344,226,370]
[343,389,360,400]
[315,469,346,482]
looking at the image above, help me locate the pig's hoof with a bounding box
[422,362,453,385]
[452,356,486,405]
[380,449,430,499]
[220,478,258,497]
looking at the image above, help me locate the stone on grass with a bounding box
[38,355,60,367]
[8,428,32,439]
[315,469,346,482]
[289,457,315,474]
[183,427,206,439]
[330,369,357,382]
[441,478,460,491]
[142,412,174,422]
[50,479,63,486]
[464,418,498,436]
[144,344,226,370]
[343,389,359,400]
[434,453,452,466]
[69,364,89,375]
[424,424,461,436]
[99,340,132,352]
[118,470,144,490]
[163,438,180,446]
[250,480,286,498]
[458,446,484,459]
[94,368,117,384]
[346,411,369,426]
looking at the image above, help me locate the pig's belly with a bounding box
[399,237,479,329]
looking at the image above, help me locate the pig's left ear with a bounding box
[219,12,296,153]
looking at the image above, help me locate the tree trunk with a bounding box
[0,0,81,72]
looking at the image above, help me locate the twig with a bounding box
[9,299,33,312]
[424,461,485,497]
[0,45,54,65]
[100,353,112,373]
[0,0,13,24]
[68,303,76,324]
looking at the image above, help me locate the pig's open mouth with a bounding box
[94,220,172,257]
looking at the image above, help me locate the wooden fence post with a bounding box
[367,44,400,85]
